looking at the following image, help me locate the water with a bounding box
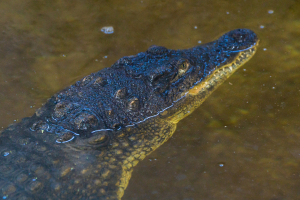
[0,0,300,199]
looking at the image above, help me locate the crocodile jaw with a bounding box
[166,42,259,124]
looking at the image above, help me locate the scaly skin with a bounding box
[0,29,258,200]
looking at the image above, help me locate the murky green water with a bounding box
[0,0,300,199]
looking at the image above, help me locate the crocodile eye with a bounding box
[177,59,190,77]
[171,59,190,83]
[88,134,108,145]
[87,130,111,146]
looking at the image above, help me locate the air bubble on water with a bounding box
[198,40,202,44]
[263,48,267,51]
[194,26,198,29]
[260,25,265,29]
[272,87,276,89]
[268,10,274,14]
[226,12,229,14]
[218,163,225,167]
[101,26,114,34]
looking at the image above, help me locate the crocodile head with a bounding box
[0,29,258,200]
[115,28,259,123]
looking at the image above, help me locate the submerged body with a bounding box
[0,29,258,199]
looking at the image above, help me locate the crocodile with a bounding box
[0,29,258,200]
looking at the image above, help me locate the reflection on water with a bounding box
[0,0,300,200]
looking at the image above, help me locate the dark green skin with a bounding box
[0,29,258,200]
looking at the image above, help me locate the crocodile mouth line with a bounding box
[188,42,259,96]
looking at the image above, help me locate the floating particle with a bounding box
[3,152,9,156]
[218,163,225,167]
[101,26,114,34]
